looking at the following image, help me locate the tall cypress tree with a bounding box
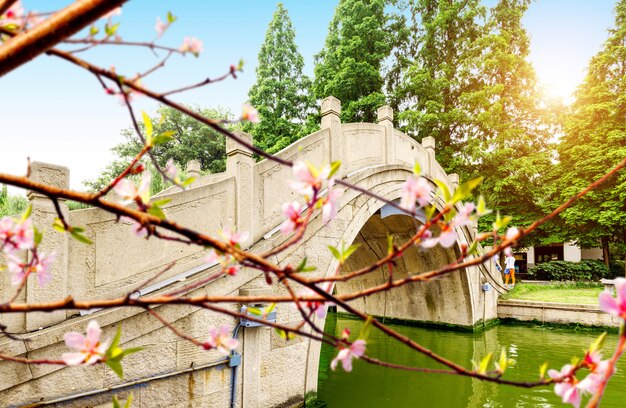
[394,0,486,174]
[552,0,626,268]
[464,0,556,238]
[313,0,390,123]
[247,3,314,154]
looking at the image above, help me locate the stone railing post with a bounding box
[377,105,395,164]
[226,131,254,248]
[320,96,342,163]
[186,159,201,180]
[422,136,436,177]
[26,162,70,330]
[448,173,459,190]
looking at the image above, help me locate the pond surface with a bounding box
[318,313,626,407]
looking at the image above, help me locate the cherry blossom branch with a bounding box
[0,0,127,76]
[94,144,150,200]
[145,308,205,348]
[63,38,183,55]
[0,0,18,16]
[586,326,626,407]
[0,352,66,365]
[161,67,241,96]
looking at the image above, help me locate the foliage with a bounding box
[394,0,486,173]
[85,105,231,191]
[0,185,28,217]
[246,3,316,154]
[501,281,603,304]
[549,0,626,269]
[313,0,391,123]
[527,260,616,282]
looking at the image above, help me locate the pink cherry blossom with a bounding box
[322,182,343,224]
[7,252,55,286]
[288,161,329,198]
[62,320,109,366]
[114,172,151,205]
[155,17,168,37]
[101,7,122,20]
[206,325,238,355]
[330,339,366,372]
[0,216,34,252]
[1,0,24,26]
[179,36,203,55]
[419,224,456,248]
[548,365,583,408]
[164,158,177,179]
[599,277,626,319]
[121,216,148,238]
[220,227,249,247]
[206,250,240,276]
[454,202,476,227]
[400,175,432,213]
[300,282,334,319]
[241,103,260,124]
[281,201,303,234]
[505,227,520,241]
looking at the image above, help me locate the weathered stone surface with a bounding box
[3,98,503,407]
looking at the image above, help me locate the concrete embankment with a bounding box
[498,299,621,328]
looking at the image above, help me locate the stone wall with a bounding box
[498,300,620,327]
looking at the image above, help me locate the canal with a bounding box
[318,313,626,407]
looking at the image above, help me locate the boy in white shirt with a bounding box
[504,248,516,287]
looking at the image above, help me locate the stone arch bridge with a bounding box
[0,97,505,407]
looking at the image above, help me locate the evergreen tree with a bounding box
[247,3,315,154]
[85,105,230,191]
[313,0,390,123]
[466,0,556,240]
[395,0,486,173]
[552,0,626,269]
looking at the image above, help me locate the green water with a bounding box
[318,313,626,407]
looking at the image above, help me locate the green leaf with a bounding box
[467,240,479,256]
[275,328,296,340]
[147,205,166,220]
[539,362,548,379]
[167,11,177,23]
[108,326,122,353]
[413,161,421,175]
[142,111,153,145]
[151,131,175,146]
[451,177,483,204]
[123,393,133,408]
[112,395,121,408]
[119,347,143,358]
[341,243,360,262]
[264,303,276,317]
[306,161,320,179]
[106,359,124,379]
[52,218,66,233]
[357,316,373,341]
[328,161,341,178]
[181,177,196,187]
[434,179,452,202]
[476,196,490,216]
[89,25,99,36]
[151,198,171,207]
[478,352,492,374]
[589,332,607,353]
[387,234,394,255]
[70,229,93,245]
[424,205,436,220]
[21,205,32,222]
[237,58,245,71]
[33,227,43,245]
[328,246,341,261]
[295,257,316,273]
[498,349,508,373]
[104,22,120,37]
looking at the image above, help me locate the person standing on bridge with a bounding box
[504,248,516,287]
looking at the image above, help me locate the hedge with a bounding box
[527,259,618,281]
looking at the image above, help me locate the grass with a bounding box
[500,282,604,305]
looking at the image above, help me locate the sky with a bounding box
[0,0,618,193]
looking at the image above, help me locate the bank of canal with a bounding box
[317,312,626,407]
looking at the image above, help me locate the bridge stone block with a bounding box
[377,105,393,123]
[377,105,395,164]
[320,96,342,162]
[449,173,460,189]
[422,136,436,177]
[227,131,254,248]
[186,159,201,179]
[26,162,70,331]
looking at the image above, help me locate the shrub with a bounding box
[610,260,625,278]
[527,259,611,281]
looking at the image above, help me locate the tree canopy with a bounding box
[246,3,315,154]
